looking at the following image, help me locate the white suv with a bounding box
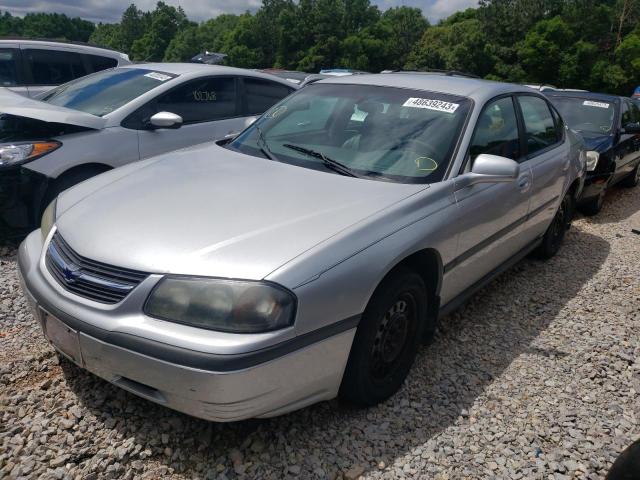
[0,39,130,98]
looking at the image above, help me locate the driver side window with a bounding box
[469,96,521,163]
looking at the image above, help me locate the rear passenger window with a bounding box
[470,96,521,161]
[24,49,87,86]
[0,49,18,87]
[244,78,293,114]
[155,76,238,124]
[518,96,559,155]
[86,54,117,73]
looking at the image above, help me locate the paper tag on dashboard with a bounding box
[583,100,610,109]
[144,72,172,82]
[402,97,460,113]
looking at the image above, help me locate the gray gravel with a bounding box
[1,185,639,480]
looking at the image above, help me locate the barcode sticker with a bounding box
[583,100,610,109]
[144,72,172,82]
[402,97,460,113]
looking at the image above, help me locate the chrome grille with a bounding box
[45,232,148,304]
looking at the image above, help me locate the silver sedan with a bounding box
[19,73,585,421]
[0,63,296,237]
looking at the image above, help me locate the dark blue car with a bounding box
[545,91,640,215]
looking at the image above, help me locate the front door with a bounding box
[445,95,533,299]
[136,76,247,159]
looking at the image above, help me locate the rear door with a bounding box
[447,95,533,296]
[133,76,245,159]
[515,94,567,239]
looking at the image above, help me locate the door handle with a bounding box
[518,175,531,191]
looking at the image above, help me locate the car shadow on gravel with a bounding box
[59,226,610,479]
[583,185,640,225]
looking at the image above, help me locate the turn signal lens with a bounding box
[0,141,61,167]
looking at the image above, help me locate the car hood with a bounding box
[579,132,614,153]
[0,88,106,130]
[56,143,426,280]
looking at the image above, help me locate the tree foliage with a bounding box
[1,0,638,94]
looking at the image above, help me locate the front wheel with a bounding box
[533,192,573,260]
[339,267,430,407]
[579,186,606,216]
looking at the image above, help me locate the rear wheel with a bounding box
[620,162,640,188]
[339,267,430,407]
[533,192,573,259]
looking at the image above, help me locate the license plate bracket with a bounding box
[43,311,82,365]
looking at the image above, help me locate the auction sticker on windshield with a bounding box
[403,98,460,113]
[583,100,610,109]
[144,72,172,82]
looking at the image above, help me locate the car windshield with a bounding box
[40,68,177,117]
[228,83,471,183]
[549,96,616,135]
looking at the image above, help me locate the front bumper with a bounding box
[577,171,610,204]
[18,231,356,422]
[0,166,50,241]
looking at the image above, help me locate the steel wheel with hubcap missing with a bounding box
[339,267,431,407]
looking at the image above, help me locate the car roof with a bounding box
[544,90,620,103]
[318,73,535,102]
[0,38,128,58]
[122,63,299,86]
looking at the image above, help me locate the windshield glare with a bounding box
[228,83,471,183]
[40,68,176,117]
[549,97,616,135]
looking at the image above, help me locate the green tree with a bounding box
[130,2,192,61]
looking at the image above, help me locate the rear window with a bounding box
[86,54,118,73]
[0,49,18,87]
[24,48,88,86]
[40,68,177,117]
[244,78,293,114]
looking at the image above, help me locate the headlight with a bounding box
[144,277,297,333]
[585,151,599,172]
[0,141,61,167]
[41,198,57,241]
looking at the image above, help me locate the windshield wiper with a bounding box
[282,143,363,178]
[255,125,279,162]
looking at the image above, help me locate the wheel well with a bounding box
[40,163,112,212]
[53,163,112,184]
[389,248,443,298]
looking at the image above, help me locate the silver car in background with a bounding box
[0,39,131,98]
[0,63,296,237]
[19,73,585,421]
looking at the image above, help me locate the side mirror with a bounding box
[455,154,520,190]
[622,122,640,134]
[149,111,183,130]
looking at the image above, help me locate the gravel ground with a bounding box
[1,186,639,480]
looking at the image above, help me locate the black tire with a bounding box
[339,267,430,407]
[620,162,640,188]
[533,192,573,260]
[579,186,606,216]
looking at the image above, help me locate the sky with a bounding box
[0,0,479,24]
